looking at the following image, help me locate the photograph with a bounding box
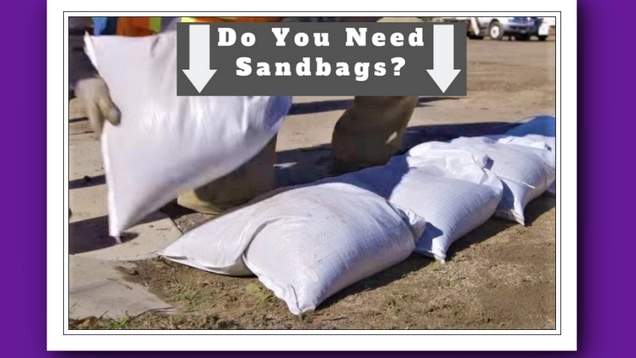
[66,14,558,331]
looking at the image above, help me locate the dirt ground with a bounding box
[70,31,556,330]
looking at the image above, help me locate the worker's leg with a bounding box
[177,136,278,214]
[331,96,419,174]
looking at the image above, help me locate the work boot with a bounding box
[177,136,278,215]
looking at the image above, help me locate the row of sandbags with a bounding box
[160,115,557,315]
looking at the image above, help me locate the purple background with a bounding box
[4,0,633,355]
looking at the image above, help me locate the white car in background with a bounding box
[437,17,551,41]
[474,17,550,41]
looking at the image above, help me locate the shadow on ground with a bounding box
[69,216,137,254]
[68,212,167,255]
[445,196,555,262]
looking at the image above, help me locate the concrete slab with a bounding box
[72,211,181,261]
[69,98,93,135]
[69,133,104,181]
[69,97,87,120]
[69,132,182,261]
[69,256,173,320]
[68,98,180,321]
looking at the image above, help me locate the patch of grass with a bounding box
[108,316,131,330]
[245,283,274,303]
[70,314,133,330]
[172,290,208,309]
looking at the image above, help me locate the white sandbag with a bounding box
[160,205,258,276]
[547,179,556,196]
[446,137,555,225]
[235,183,425,315]
[492,134,556,196]
[494,134,554,151]
[499,115,556,153]
[161,183,427,315]
[504,115,557,195]
[325,142,504,261]
[83,32,292,238]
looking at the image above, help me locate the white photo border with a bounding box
[48,0,577,351]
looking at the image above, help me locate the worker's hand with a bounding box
[74,77,120,137]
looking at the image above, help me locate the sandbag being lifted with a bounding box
[83,31,292,238]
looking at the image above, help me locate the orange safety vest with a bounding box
[116,17,283,37]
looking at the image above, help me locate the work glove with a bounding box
[74,77,120,137]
